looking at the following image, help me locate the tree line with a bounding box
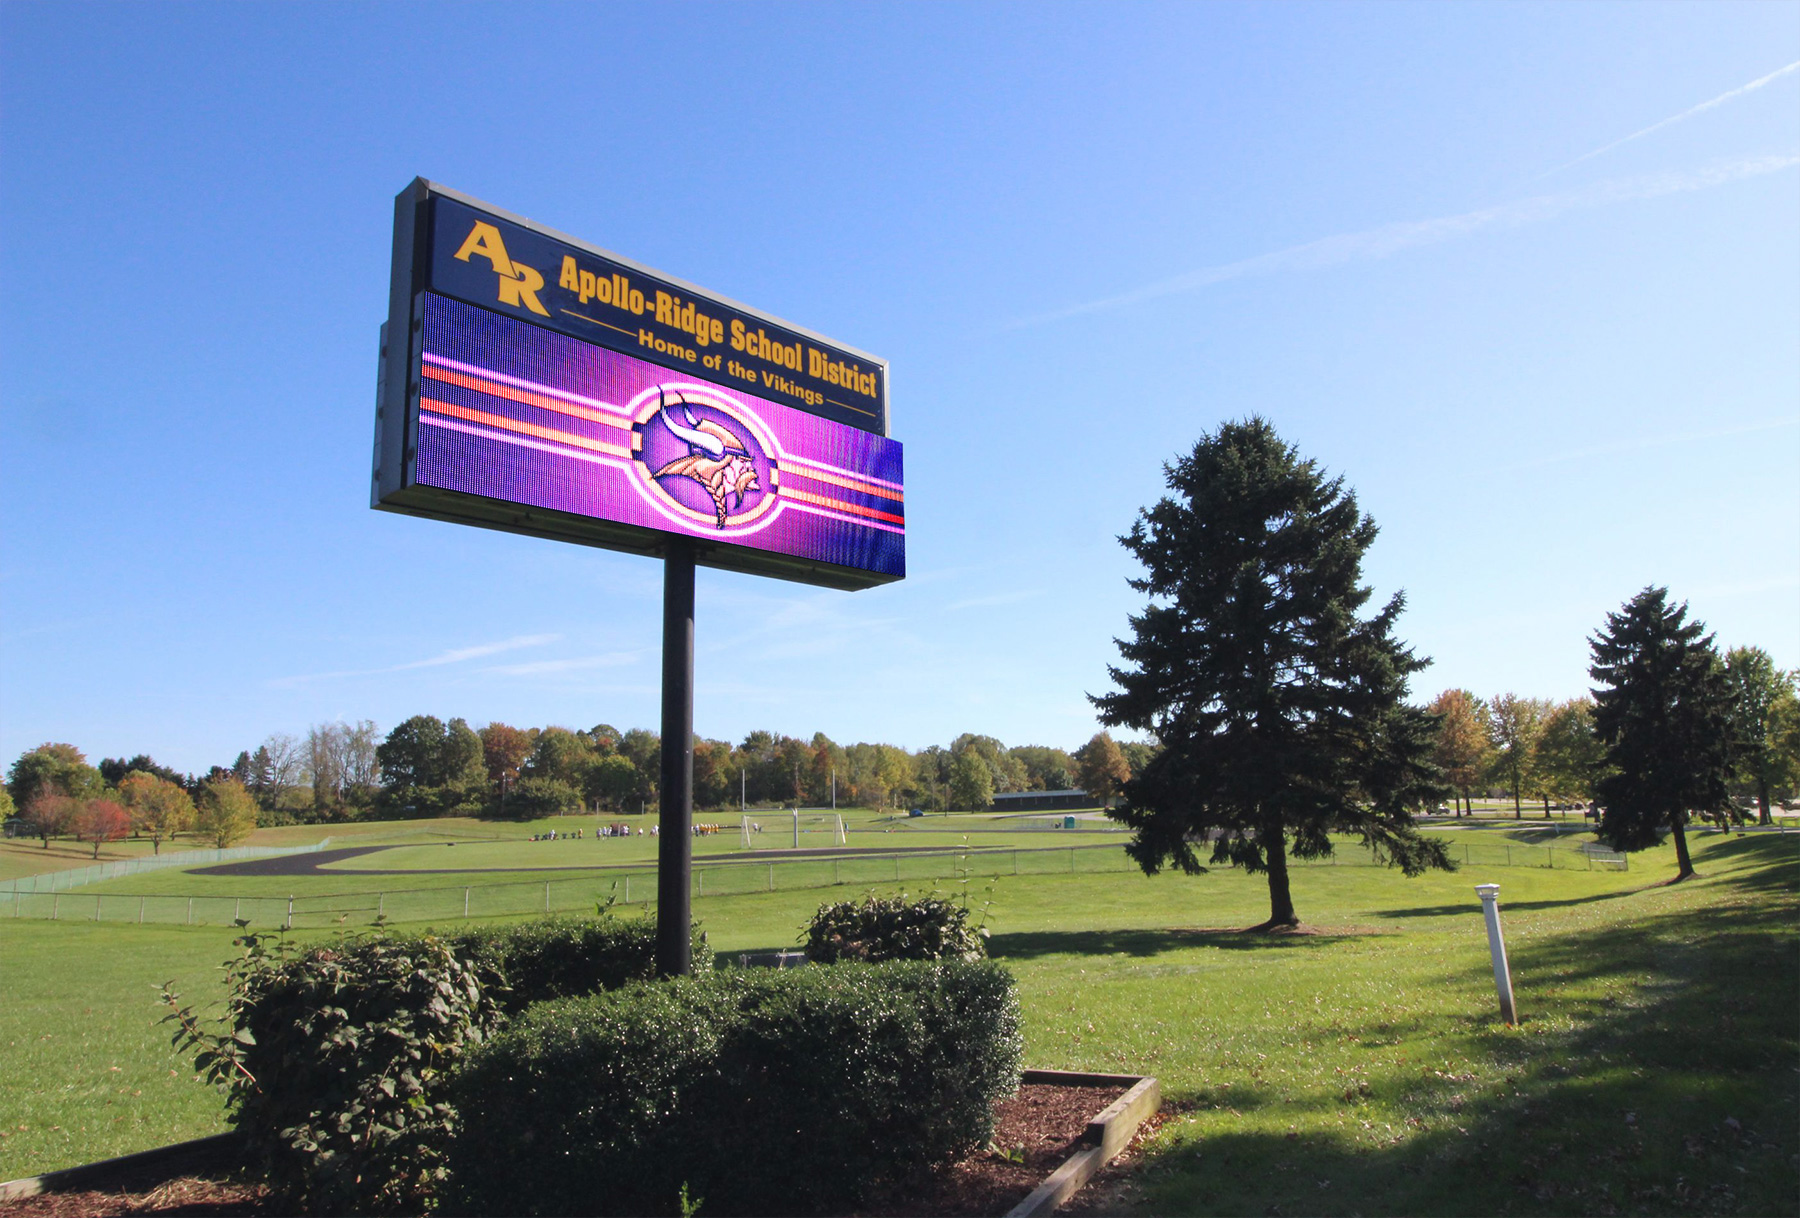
[1,722,1155,848]
[1425,637,1799,825]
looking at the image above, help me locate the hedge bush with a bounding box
[803,892,988,963]
[452,913,712,1015]
[447,959,1023,1217]
[164,911,699,1214]
[166,931,504,1215]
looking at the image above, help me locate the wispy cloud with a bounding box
[1540,59,1800,178]
[1009,153,1800,328]
[270,633,560,687]
[484,651,640,676]
[1492,417,1800,474]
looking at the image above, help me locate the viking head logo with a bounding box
[649,387,763,528]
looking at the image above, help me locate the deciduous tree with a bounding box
[74,799,131,858]
[8,743,104,811]
[1427,690,1491,815]
[196,779,259,849]
[118,771,196,854]
[1589,587,1734,882]
[1534,698,1606,815]
[949,749,994,812]
[1487,694,1548,819]
[1076,733,1131,807]
[23,792,78,848]
[480,723,534,795]
[1093,418,1451,928]
[1721,646,1797,825]
[583,754,639,811]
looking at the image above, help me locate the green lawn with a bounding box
[2,830,1793,1217]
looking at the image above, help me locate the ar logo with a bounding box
[452,221,550,317]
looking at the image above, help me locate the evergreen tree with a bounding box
[1093,418,1451,929]
[1588,587,1734,881]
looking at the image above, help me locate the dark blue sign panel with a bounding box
[424,197,886,435]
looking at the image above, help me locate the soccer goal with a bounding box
[740,811,847,849]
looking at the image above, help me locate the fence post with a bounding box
[286,896,293,930]
[139,896,145,925]
[698,871,704,897]
[626,875,631,903]
[895,858,900,881]
[378,894,385,920]
[234,897,241,922]
[186,897,194,925]
[52,894,58,920]
[94,895,101,921]
[464,888,470,918]
[1014,850,1019,876]
[544,882,550,913]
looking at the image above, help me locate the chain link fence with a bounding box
[1,835,1623,927]
[0,841,333,894]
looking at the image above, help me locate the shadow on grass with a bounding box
[1371,888,1645,920]
[990,926,1367,961]
[1125,840,1800,1217]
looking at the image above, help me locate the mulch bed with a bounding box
[0,1082,1145,1218]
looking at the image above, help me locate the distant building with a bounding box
[990,789,1095,813]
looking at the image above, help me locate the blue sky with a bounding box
[3,1,1796,775]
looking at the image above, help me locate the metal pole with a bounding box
[657,537,696,977]
[1475,884,1517,1025]
[464,887,470,917]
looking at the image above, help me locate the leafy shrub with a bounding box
[803,892,988,963]
[164,911,697,1213]
[451,913,711,1015]
[447,959,1024,1217]
[165,931,504,1215]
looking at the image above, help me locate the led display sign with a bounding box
[373,180,902,589]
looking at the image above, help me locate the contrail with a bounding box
[1540,59,1800,178]
[1009,152,1800,328]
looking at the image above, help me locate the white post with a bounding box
[831,769,836,811]
[793,809,800,849]
[1475,884,1517,1025]
[741,769,745,813]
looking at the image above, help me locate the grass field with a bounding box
[2,825,1794,1216]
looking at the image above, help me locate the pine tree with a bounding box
[1588,587,1734,881]
[1093,418,1451,929]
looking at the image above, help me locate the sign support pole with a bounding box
[656,538,696,976]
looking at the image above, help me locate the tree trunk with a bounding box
[1542,794,1551,818]
[1757,782,1772,826]
[1260,821,1299,928]
[1671,814,1695,880]
[1513,787,1522,818]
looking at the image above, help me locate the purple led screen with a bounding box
[413,293,904,579]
